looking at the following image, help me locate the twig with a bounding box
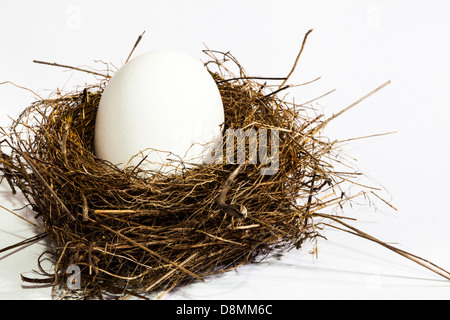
[0,232,47,254]
[278,29,313,89]
[0,203,45,231]
[338,131,398,143]
[217,76,287,84]
[196,230,244,246]
[0,81,45,101]
[319,80,391,129]
[264,85,290,98]
[312,212,450,281]
[94,209,138,214]
[21,274,53,284]
[61,123,69,166]
[300,89,336,106]
[215,163,247,218]
[81,190,89,222]
[125,31,146,64]
[33,60,110,78]
[370,191,398,211]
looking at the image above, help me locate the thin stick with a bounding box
[81,190,89,222]
[94,209,138,214]
[196,230,244,246]
[338,131,398,143]
[300,89,336,106]
[61,123,69,166]
[0,232,47,254]
[319,80,391,129]
[312,212,450,281]
[125,31,146,64]
[216,163,245,204]
[217,76,287,84]
[370,191,398,211]
[33,60,110,78]
[265,85,290,98]
[278,29,313,89]
[215,163,246,218]
[0,204,45,231]
[0,81,45,101]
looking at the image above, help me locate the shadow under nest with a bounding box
[3,38,441,299]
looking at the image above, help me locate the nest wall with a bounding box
[0,49,379,299]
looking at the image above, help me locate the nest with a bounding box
[1,32,448,299]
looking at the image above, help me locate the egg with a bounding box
[94,50,224,174]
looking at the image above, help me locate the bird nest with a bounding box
[1,31,448,299]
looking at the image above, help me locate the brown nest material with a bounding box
[1,31,449,299]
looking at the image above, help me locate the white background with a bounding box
[1,0,450,300]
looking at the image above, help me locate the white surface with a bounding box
[94,50,224,173]
[1,0,450,300]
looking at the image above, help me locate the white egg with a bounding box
[94,50,224,174]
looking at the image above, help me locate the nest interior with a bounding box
[2,37,446,299]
